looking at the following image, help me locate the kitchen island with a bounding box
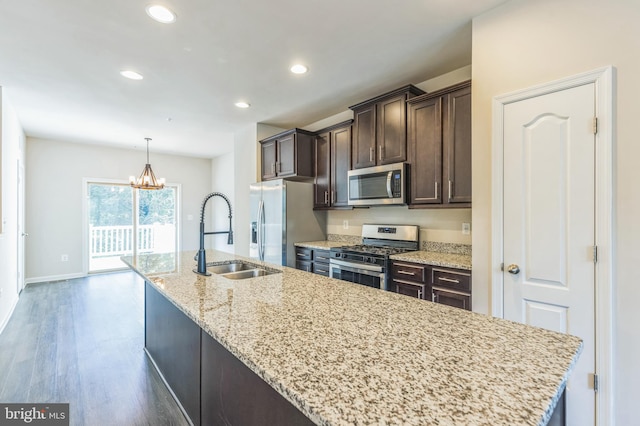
[123,250,582,426]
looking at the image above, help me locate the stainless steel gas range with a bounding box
[329,224,419,291]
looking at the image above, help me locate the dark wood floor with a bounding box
[0,272,189,426]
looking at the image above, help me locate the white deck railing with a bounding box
[89,225,155,257]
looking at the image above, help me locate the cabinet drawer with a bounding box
[391,262,427,283]
[313,249,330,265]
[313,264,330,277]
[295,247,312,261]
[431,268,471,293]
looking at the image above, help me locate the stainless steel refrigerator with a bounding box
[250,179,326,267]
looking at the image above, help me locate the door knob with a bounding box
[22,232,29,237]
[507,264,520,274]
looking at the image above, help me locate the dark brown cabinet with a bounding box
[391,261,430,300]
[295,246,330,276]
[407,81,472,207]
[350,85,425,169]
[430,267,472,311]
[314,120,352,209]
[260,128,315,181]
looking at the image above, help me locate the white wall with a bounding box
[472,0,639,422]
[0,89,26,332]
[210,151,235,253]
[25,138,211,282]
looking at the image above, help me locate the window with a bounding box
[86,181,178,273]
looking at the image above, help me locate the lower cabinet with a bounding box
[391,261,429,300]
[430,267,472,311]
[390,261,472,311]
[295,246,330,276]
[145,282,313,426]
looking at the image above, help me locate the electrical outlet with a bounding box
[343,220,349,229]
[61,254,69,262]
[462,223,471,235]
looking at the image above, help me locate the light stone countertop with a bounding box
[123,250,582,426]
[390,250,473,270]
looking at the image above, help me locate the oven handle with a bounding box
[330,261,384,277]
[386,171,393,198]
[330,258,383,273]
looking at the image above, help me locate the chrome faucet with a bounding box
[194,192,233,276]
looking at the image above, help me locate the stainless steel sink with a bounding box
[207,262,255,275]
[221,269,275,280]
[207,261,281,280]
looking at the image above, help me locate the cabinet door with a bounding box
[443,85,472,203]
[261,140,277,180]
[377,94,407,164]
[432,287,471,311]
[352,105,376,169]
[276,133,296,176]
[394,280,427,300]
[314,132,330,208]
[408,96,443,205]
[331,125,352,207]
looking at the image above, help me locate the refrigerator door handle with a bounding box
[258,200,265,261]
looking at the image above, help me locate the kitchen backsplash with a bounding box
[422,241,472,256]
[327,234,361,245]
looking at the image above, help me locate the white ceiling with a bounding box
[0,0,508,158]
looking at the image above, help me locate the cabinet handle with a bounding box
[432,286,470,296]
[432,292,436,302]
[397,270,415,276]
[448,180,453,201]
[435,182,439,199]
[369,147,374,162]
[331,191,335,203]
[438,277,460,284]
[296,253,307,257]
[316,256,328,261]
[417,289,423,299]
[379,146,383,161]
[324,191,329,204]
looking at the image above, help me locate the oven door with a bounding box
[329,259,385,290]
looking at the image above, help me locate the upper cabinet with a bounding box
[407,81,472,207]
[260,128,316,181]
[314,120,352,209]
[350,85,425,169]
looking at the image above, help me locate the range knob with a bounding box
[341,253,348,259]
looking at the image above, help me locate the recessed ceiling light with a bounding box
[290,64,308,74]
[120,70,144,80]
[235,102,250,108]
[146,5,177,23]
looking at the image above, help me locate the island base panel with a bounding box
[201,330,314,426]
[145,282,201,425]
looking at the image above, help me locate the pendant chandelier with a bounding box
[130,138,165,190]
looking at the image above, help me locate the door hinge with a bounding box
[593,117,598,134]
[589,373,599,392]
[593,245,598,263]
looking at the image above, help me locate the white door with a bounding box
[503,83,596,425]
[17,159,26,293]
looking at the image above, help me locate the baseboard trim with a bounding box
[0,295,19,336]
[25,272,86,285]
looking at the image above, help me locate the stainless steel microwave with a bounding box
[347,162,407,206]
